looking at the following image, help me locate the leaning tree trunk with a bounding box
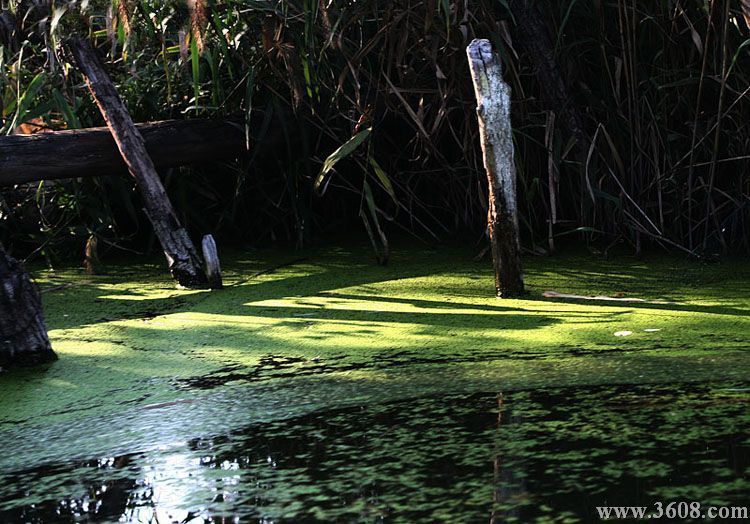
[66,36,207,288]
[0,246,56,369]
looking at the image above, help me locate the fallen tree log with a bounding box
[0,118,244,186]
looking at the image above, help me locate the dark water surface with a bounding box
[0,383,748,523]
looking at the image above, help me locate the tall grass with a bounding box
[0,0,748,262]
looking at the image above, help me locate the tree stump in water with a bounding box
[202,235,223,290]
[466,39,525,298]
[0,246,56,369]
[84,234,104,275]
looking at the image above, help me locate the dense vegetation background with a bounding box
[1,0,749,264]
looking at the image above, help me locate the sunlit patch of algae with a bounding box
[0,245,747,468]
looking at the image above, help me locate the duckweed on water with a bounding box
[0,384,747,522]
[0,246,748,521]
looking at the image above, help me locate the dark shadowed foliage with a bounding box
[0,0,748,262]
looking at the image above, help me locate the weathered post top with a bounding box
[467,38,503,89]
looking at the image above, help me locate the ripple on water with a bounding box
[0,382,748,523]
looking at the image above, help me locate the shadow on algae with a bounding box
[0,246,748,522]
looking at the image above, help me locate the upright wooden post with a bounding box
[202,234,223,290]
[66,36,207,288]
[467,39,525,297]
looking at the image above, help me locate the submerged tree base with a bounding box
[0,248,56,369]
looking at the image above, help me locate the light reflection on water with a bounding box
[0,382,747,523]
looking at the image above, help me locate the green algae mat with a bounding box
[0,246,748,522]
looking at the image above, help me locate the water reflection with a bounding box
[0,383,747,522]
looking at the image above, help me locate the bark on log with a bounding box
[0,119,244,186]
[66,36,207,288]
[0,246,56,369]
[467,39,525,298]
